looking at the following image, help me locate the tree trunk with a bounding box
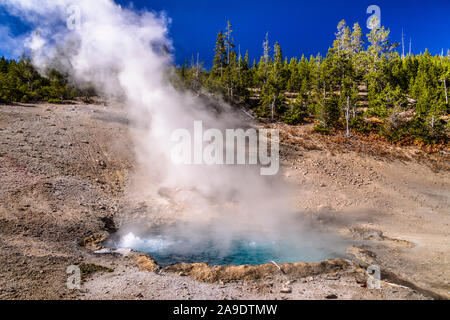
[271,93,278,122]
[444,78,448,104]
[346,96,351,137]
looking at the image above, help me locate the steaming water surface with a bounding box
[109,227,347,267]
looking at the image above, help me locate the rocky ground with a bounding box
[0,102,448,300]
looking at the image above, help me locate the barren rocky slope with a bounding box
[0,102,448,300]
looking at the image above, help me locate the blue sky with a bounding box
[1,0,449,67]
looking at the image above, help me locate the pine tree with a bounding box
[286,57,299,92]
[177,18,448,144]
[367,25,398,64]
[211,29,227,91]
[237,50,252,103]
[223,21,237,101]
[334,20,351,54]
[259,42,287,121]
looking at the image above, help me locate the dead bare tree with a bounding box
[345,96,351,137]
[401,28,405,59]
[444,78,448,104]
[196,52,200,91]
[263,32,270,87]
[409,37,412,57]
[440,51,448,104]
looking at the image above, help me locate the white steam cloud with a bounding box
[1,0,345,263]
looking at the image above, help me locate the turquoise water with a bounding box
[143,238,341,266]
[110,228,346,266]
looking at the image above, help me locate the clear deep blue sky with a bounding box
[1,0,449,67]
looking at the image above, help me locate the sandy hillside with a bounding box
[0,102,448,300]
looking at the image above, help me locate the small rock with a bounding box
[98,160,107,168]
[280,287,292,294]
[325,294,338,299]
[178,272,188,277]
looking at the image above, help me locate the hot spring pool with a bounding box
[108,227,347,266]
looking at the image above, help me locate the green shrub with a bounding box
[313,123,331,135]
[350,117,381,133]
[47,98,63,104]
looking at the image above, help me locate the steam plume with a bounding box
[0,0,345,261]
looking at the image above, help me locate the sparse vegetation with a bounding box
[78,263,114,277]
[0,55,96,104]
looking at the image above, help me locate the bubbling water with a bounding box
[108,222,348,267]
